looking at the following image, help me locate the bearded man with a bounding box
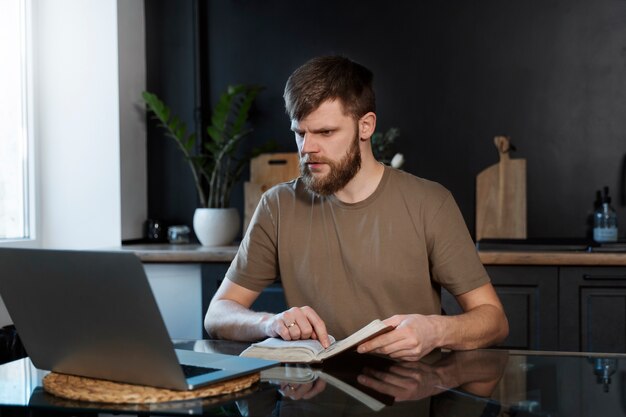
[204,56,508,361]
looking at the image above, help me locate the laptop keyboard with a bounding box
[181,364,221,379]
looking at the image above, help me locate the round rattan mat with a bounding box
[42,372,260,404]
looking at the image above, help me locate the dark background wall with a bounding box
[145,0,626,241]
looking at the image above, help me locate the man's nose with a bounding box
[300,133,318,154]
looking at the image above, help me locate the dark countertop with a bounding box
[478,250,626,265]
[118,243,626,266]
[477,238,626,265]
[118,243,238,263]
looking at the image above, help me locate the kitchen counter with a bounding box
[476,238,626,265]
[478,250,626,266]
[118,243,238,263]
[119,243,626,266]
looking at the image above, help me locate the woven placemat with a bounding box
[42,372,259,404]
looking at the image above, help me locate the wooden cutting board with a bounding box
[475,136,527,241]
[243,153,300,233]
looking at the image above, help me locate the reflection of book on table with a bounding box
[261,365,390,412]
[240,319,393,363]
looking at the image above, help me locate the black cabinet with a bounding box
[559,267,626,353]
[442,266,559,350]
[202,261,626,352]
[489,266,559,350]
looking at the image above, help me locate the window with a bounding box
[0,0,32,241]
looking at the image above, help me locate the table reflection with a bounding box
[0,342,623,417]
[240,350,508,416]
[185,341,626,416]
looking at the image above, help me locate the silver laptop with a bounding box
[0,248,277,390]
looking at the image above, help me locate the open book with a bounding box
[240,319,393,363]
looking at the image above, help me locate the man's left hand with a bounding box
[357,314,442,361]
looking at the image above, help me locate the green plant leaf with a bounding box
[203,140,220,157]
[142,85,271,208]
[184,132,196,152]
[206,125,223,144]
[210,87,238,139]
[231,85,262,135]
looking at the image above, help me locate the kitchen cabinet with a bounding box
[203,258,626,351]
[125,244,626,352]
[205,262,560,350]
[143,263,203,339]
[559,266,626,353]
[442,266,559,350]
[444,261,626,353]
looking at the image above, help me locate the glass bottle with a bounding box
[593,187,618,243]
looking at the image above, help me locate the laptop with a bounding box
[0,248,278,390]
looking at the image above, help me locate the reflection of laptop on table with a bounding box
[0,248,277,391]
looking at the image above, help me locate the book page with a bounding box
[319,320,393,360]
[241,320,391,362]
[240,336,337,362]
[249,336,336,354]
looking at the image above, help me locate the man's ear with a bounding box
[359,112,377,141]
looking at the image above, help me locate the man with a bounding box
[205,56,508,361]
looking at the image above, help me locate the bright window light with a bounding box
[0,0,30,240]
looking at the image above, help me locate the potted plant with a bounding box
[142,84,271,246]
[371,127,404,168]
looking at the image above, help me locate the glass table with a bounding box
[0,340,624,416]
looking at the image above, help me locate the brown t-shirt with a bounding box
[226,166,489,339]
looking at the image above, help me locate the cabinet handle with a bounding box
[583,274,626,281]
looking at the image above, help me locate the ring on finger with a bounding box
[286,321,297,328]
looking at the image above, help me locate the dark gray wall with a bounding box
[145,0,199,229]
[146,0,626,240]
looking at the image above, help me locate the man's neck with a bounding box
[334,159,385,204]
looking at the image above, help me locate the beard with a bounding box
[300,131,362,196]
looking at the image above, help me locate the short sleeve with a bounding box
[225,195,279,292]
[425,193,490,295]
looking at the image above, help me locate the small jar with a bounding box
[593,187,618,243]
[167,225,191,244]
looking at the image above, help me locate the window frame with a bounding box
[0,0,38,248]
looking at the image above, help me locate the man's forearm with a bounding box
[434,304,509,350]
[204,299,272,341]
[357,303,508,360]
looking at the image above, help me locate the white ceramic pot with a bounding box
[193,208,240,246]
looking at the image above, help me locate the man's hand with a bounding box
[265,306,332,348]
[357,314,442,361]
[357,285,509,361]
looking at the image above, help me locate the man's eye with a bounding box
[321,130,332,136]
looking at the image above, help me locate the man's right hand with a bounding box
[206,280,331,346]
[264,306,331,348]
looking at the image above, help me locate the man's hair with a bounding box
[284,55,376,121]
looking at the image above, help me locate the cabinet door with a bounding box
[144,264,203,339]
[559,267,626,353]
[442,266,558,350]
